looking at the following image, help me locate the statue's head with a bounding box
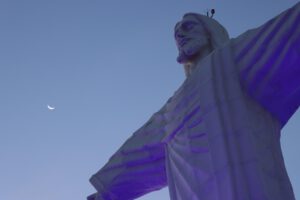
[175,13,230,64]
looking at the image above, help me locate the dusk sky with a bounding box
[0,1,299,200]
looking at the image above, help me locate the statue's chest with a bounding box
[162,50,250,143]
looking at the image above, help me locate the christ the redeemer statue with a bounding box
[88,2,300,200]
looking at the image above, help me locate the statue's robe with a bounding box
[89,2,300,200]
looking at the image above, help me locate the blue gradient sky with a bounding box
[0,1,299,200]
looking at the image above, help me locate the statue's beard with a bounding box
[176,38,209,64]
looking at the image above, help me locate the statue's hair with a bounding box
[183,13,230,49]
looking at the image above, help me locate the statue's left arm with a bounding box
[232,2,300,127]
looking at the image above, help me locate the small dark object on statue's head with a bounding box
[206,9,215,18]
[211,9,215,18]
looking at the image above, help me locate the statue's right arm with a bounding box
[88,98,172,200]
[232,2,300,128]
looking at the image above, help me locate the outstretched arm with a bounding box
[232,2,300,127]
[88,100,171,200]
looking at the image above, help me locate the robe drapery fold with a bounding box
[89,2,300,200]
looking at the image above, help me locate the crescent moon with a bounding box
[47,105,55,110]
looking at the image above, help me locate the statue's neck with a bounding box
[184,63,196,77]
[184,46,213,77]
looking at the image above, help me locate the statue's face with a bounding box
[175,15,210,63]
